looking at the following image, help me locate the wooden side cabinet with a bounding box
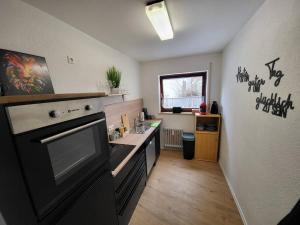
[194,113,221,162]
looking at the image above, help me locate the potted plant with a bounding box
[106,66,121,94]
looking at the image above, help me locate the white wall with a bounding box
[140,53,222,133]
[220,0,300,225]
[0,0,141,100]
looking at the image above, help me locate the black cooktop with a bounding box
[109,143,136,171]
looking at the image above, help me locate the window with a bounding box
[159,72,207,112]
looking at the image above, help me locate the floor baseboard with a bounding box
[219,162,248,225]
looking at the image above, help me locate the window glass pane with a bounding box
[162,76,204,109]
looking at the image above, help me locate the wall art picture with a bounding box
[0,49,54,96]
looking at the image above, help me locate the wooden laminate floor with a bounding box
[129,150,243,225]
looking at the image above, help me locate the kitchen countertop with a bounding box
[0,92,106,105]
[110,120,161,177]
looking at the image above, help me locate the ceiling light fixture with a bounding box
[145,0,174,41]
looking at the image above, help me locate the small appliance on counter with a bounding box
[134,111,152,134]
[142,108,149,120]
[139,112,145,122]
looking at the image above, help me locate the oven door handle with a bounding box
[39,118,105,144]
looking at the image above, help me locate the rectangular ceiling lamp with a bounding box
[145,0,174,41]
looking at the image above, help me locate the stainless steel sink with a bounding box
[132,121,151,134]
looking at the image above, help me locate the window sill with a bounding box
[159,112,194,115]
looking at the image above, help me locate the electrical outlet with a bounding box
[67,56,75,64]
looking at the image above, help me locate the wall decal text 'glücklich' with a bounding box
[256,92,294,118]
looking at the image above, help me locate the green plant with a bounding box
[106,66,121,88]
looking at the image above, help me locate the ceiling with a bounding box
[22,0,265,62]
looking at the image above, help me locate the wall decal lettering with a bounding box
[236,66,249,83]
[235,57,295,118]
[256,92,294,118]
[248,75,265,92]
[265,57,284,87]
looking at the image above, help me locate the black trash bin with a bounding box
[182,132,195,160]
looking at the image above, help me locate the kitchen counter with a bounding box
[110,120,161,177]
[0,92,106,105]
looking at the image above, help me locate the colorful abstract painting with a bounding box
[0,49,54,96]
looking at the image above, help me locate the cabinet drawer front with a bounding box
[114,147,145,189]
[118,170,147,225]
[116,156,145,202]
[117,164,146,213]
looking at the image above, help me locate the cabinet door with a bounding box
[195,133,201,160]
[195,133,218,162]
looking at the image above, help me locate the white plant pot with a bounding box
[111,88,120,94]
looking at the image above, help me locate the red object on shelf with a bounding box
[200,102,207,115]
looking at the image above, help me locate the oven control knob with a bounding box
[85,105,93,111]
[49,110,61,118]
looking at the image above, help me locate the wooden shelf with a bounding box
[0,92,106,105]
[159,112,193,115]
[106,93,127,97]
[103,93,128,105]
[195,113,221,118]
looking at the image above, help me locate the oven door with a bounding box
[14,112,109,219]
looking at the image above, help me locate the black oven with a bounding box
[5,98,110,221]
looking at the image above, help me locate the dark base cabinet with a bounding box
[114,124,161,225]
[56,170,118,225]
[114,147,147,225]
[118,170,146,225]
